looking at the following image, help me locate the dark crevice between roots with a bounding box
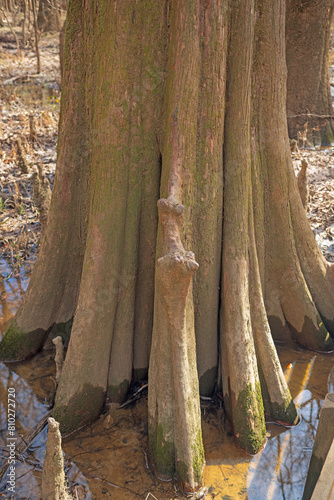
[286,315,333,352]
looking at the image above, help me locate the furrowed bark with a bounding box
[53,0,164,432]
[187,0,226,397]
[249,197,297,424]
[4,0,334,475]
[148,2,204,489]
[252,0,334,352]
[109,1,165,393]
[0,0,89,361]
[221,0,266,455]
[148,198,204,491]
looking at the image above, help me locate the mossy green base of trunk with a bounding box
[149,423,175,479]
[107,380,130,403]
[149,424,204,487]
[269,399,298,425]
[233,383,266,455]
[0,320,47,361]
[177,430,205,487]
[53,384,105,435]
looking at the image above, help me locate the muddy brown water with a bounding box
[0,261,333,499]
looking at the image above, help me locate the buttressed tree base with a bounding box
[1,0,334,489]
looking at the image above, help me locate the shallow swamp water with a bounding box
[0,261,333,500]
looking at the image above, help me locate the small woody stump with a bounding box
[32,164,52,231]
[42,417,71,500]
[297,159,309,211]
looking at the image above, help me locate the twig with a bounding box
[31,0,41,74]
[117,383,148,409]
[0,8,21,57]
[3,74,41,85]
[287,113,333,119]
[145,493,159,500]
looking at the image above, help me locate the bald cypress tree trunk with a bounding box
[286,0,334,146]
[1,0,334,487]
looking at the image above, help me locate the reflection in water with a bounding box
[0,259,30,333]
[328,364,334,393]
[0,354,53,498]
[250,357,317,500]
[0,260,334,499]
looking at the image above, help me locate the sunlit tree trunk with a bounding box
[286,0,334,145]
[1,0,334,487]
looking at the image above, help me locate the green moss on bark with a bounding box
[270,399,298,425]
[233,382,266,455]
[107,379,130,403]
[175,430,204,486]
[149,423,175,478]
[192,430,205,484]
[0,320,46,361]
[53,384,104,434]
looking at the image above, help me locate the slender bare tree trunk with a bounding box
[286,0,334,145]
[32,0,40,73]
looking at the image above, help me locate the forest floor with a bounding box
[0,22,60,277]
